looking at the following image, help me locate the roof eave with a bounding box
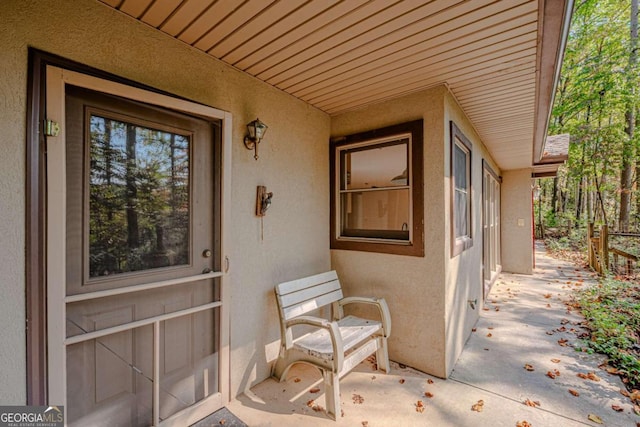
[533,0,574,165]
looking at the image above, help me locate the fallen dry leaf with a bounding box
[612,404,623,412]
[630,390,640,402]
[569,389,580,397]
[495,307,500,312]
[399,378,405,384]
[557,338,568,347]
[472,328,477,332]
[352,394,364,404]
[427,379,434,384]
[544,293,552,298]
[488,327,494,330]
[577,372,600,381]
[416,400,425,413]
[487,333,493,338]
[601,365,619,375]
[516,421,532,427]
[307,399,315,407]
[424,391,434,398]
[551,358,561,363]
[293,377,301,383]
[546,303,551,308]
[524,364,535,372]
[587,413,603,424]
[546,331,555,335]
[620,389,631,398]
[471,400,484,412]
[560,319,570,325]
[362,422,368,427]
[634,404,640,416]
[545,369,560,378]
[219,420,226,425]
[309,387,320,394]
[523,399,540,407]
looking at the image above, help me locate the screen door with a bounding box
[46,67,230,427]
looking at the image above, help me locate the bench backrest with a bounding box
[275,270,343,322]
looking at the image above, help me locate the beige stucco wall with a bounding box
[442,91,501,374]
[330,87,504,378]
[330,86,449,376]
[501,169,534,274]
[0,0,330,403]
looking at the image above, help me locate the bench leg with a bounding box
[322,370,340,420]
[376,337,390,374]
[272,355,292,382]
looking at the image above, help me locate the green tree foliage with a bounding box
[89,115,190,277]
[544,0,639,232]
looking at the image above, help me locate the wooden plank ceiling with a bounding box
[98,0,559,171]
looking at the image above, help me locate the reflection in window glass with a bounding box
[342,141,408,190]
[89,115,190,277]
[454,142,469,238]
[341,189,410,240]
[339,138,410,241]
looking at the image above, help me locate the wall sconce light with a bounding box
[244,118,268,160]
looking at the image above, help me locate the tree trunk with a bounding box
[551,176,558,214]
[619,0,638,231]
[126,124,139,248]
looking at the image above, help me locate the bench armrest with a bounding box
[285,316,344,374]
[337,296,391,337]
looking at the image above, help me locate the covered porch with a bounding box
[1,0,577,424]
[222,244,634,426]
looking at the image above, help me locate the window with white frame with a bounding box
[330,120,424,256]
[451,122,472,256]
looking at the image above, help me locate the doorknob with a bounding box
[202,249,212,258]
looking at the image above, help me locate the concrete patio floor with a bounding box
[221,243,638,426]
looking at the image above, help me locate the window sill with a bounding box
[451,236,473,257]
[331,237,424,257]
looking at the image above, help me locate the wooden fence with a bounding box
[587,223,639,275]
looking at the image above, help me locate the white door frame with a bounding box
[482,161,501,298]
[45,65,232,425]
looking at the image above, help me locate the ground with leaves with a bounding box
[228,243,638,426]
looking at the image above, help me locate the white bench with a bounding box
[272,270,391,420]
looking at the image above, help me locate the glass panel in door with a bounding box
[64,85,221,426]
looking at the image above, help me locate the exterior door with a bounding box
[482,163,501,299]
[46,67,231,426]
